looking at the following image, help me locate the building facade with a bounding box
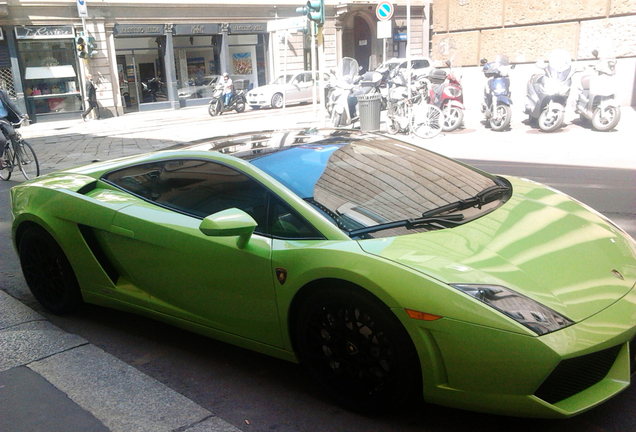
[2,1,632,124]
[0,0,429,123]
[429,0,636,107]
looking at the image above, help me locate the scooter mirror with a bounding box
[592,49,599,59]
[445,60,452,68]
[535,60,547,69]
[480,58,488,65]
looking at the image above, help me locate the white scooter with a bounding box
[326,57,360,127]
[524,49,578,132]
[574,50,621,131]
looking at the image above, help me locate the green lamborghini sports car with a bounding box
[10,129,636,418]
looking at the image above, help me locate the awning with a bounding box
[25,65,77,80]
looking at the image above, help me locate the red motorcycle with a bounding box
[427,60,464,132]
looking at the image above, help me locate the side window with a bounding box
[102,159,324,239]
[412,60,430,69]
[102,159,268,228]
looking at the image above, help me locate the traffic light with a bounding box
[307,0,324,26]
[297,0,324,26]
[87,36,98,58]
[76,33,87,58]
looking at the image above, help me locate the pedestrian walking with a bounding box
[82,74,100,120]
[0,88,28,169]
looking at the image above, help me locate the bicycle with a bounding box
[0,118,40,181]
[386,76,444,139]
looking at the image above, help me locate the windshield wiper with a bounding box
[348,213,465,237]
[421,184,509,218]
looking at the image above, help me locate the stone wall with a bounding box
[431,0,636,66]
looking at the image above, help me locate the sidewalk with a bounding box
[0,291,242,432]
[2,103,635,432]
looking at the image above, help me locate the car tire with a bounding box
[271,93,284,109]
[294,284,421,413]
[18,225,83,314]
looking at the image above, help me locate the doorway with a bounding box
[354,16,372,72]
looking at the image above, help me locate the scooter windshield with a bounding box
[494,54,510,66]
[340,57,359,85]
[547,49,572,81]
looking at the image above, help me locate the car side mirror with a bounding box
[199,208,257,249]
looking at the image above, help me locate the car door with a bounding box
[285,73,306,104]
[100,159,282,347]
[295,72,314,103]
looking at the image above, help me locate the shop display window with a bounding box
[19,39,82,115]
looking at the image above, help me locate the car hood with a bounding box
[358,177,636,323]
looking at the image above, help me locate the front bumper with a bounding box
[247,96,267,107]
[405,287,636,418]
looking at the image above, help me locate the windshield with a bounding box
[547,49,572,80]
[339,57,359,84]
[247,132,509,239]
[272,74,294,85]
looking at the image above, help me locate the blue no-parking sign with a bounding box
[376,1,394,21]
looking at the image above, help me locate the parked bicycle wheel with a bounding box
[15,140,40,180]
[410,104,444,139]
[0,145,14,181]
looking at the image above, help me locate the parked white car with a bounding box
[247,71,325,109]
[375,57,434,79]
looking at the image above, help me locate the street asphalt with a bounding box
[1,102,635,432]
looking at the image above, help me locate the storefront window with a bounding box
[18,39,82,116]
[173,35,221,99]
[115,37,167,112]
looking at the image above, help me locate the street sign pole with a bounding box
[376,2,394,68]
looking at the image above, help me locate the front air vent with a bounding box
[534,345,622,404]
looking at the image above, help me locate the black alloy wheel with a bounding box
[295,285,421,413]
[18,225,83,314]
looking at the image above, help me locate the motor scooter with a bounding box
[524,49,578,132]
[326,58,382,128]
[480,55,515,131]
[428,60,464,132]
[574,50,621,131]
[208,79,247,117]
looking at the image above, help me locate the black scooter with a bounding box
[480,55,514,131]
[208,83,247,117]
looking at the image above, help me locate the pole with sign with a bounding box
[376,1,393,65]
[77,0,88,18]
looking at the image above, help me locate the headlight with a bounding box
[450,283,573,335]
[444,86,462,98]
